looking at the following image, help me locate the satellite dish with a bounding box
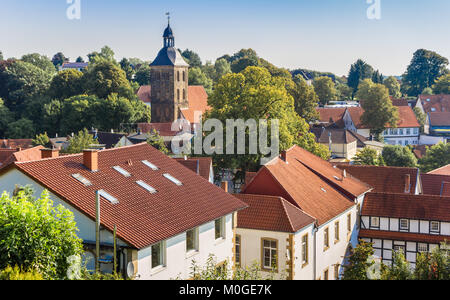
[127,262,135,278]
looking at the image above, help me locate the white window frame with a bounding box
[151,241,166,270]
[430,221,440,233]
[215,217,226,241]
[186,228,199,254]
[371,217,380,228]
[400,219,409,231]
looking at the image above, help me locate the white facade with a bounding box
[382,127,420,146]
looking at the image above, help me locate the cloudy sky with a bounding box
[1,0,449,76]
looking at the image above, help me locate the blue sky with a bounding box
[1,0,449,76]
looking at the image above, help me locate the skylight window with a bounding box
[163,173,183,186]
[113,166,131,177]
[98,189,119,204]
[72,173,92,187]
[136,180,157,194]
[142,160,159,171]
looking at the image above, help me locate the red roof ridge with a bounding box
[280,198,317,227]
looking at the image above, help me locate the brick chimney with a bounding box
[281,151,288,164]
[83,149,98,172]
[41,148,59,159]
[221,181,229,193]
[404,174,411,193]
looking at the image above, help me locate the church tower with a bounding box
[150,17,190,123]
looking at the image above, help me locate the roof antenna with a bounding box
[166,12,170,25]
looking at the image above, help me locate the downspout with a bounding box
[313,223,319,280]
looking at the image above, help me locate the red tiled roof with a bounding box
[0,146,44,169]
[428,164,450,176]
[8,143,247,249]
[428,112,450,127]
[174,157,212,182]
[412,145,430,159]
[418,94,450,114]
[359,229,450,244]
[316,108,346,126]
[235,194,316,233]
[394,106,420,128]
[137,123,183,137]
[0,149,16,165]
[421,173,450,197]
[0,139,33,149]
[136,85,151,104]
[361,192,450,222]
[391,98,409,107]
[243,146,371,225]
[337,165,419,194]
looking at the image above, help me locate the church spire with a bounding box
[163,12,174,48]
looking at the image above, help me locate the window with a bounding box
[399,129,404,135]
[215,217,225,240]
[142,160,159,171]
[414,128,419,135]
[177,89,180,101]
[324,228,330,250]
[112,166,131,177]
[418,243,428,253]
[72,173,92,187]
[394,245,405,255]
[262,239,278,270]
[183,71,186,82]
[371,217,380,228]
[186,228,199,253]
[136,180,157,194]
[183,89,186,100]
[430,221,440,233]
[323,269,329,280]
[177,71,180,81]
[98,190,119,204]
[406,128,411,135]
[151,241,165,269]
[163,173,183,186]
[334,221,340,242]
[334,264,340,280]
[301,234,309,266]
[347,214,352,233]
[400,219,409,230]
[235,235,241,266]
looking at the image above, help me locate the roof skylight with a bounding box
[136,180,157,194]
[163,173,183,186]
[98,189,119,204]
[72,173,92,187]
[142,160,159,171]
[113,166,131,177]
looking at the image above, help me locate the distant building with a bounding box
[416,94,450,139]
[0,146,44,170]
[59,62,89,72]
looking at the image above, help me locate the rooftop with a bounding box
[428,164,450,176]
[421,173,450,197]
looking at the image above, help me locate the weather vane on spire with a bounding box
[166,12,170,25]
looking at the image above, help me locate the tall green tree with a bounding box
[357,79,399,137]
[49,69,84,100]
[214,58,232,81]
[0,98,14,138]
[432,74,450,94]
[419,142,450,173]
[64,129,98,154]
[87,46,116,64]
[342,241,375,280]
[119,58,135,81]
[402,49,449,96]
[353,148,384,166]
[313,76,337,105]
[181,49,202,67]
[413,107,426,133]
[348,59,374,98]
[0,189,83,279]
[382,145,418,168]
[135,65,151,86]
[189,67,213,94]
[383,76,402,98]
[32,132,51,148]
[146,129,169,154]
[51,52,68,67]
[6,118,35,139]
[286,75,320,123]
[83,61,132,99]
[21,53,56,75]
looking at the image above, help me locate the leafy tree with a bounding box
[6,118,35,139]
[189,67,213,94]
[419,142,450,173]
[258,58,291,79]
[286,75,320,123]
[414,243,450,280]
[413,107,426,133]
[32,132,51,148]
[432,74,450,94]
[146,129,169,154]
[353,148,384,166]
[0,98,14,138]
[357,79,399,137]
[383,76,402,98]
[51,52,68,67]
[75,56,85,63]
[87,46,116,64]
[49,69,84,99]
[336,82,353,101]
[402,49,449,96]
[41,99,63,137]
[421,87,434,95]
[214,58,232,81]
[382,145,418,168]
[380,251,413,280]
[83,61,132,99]
[64,129,98,154]
[348,59,374,98]
[0,189,83,279]
[181,49,202,67]
[0,265,44,280]
[135,65,151,86]
[313,76,337,105]
[231,56,259,74]
[371,70,384,84]
[342,241,375,280]
[205,66,329,173]
[119,58,134,81]
[21,53,56,74]
[59,95,101,135]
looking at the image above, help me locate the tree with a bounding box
[0,188,83,279]
[83,61,132,99]
[413,107,426,133]
[205,66,329,173]
[421,87,434,95]
[348,59,374,97]
[75,56,84,63]
[231,56,259,74]
[414,243,450,280]
[214,58,231,81]
[146,129,169,154]
[51,52,68,67]
[286,75,320,123]
[383,76,402,98]
[0,265,43,280]
[342,241,375,280]
[135,65,151,86]
[0,51,3,61]
[432,74,450,94]
[119,58,134,81]
[6,118,35,139]
[189,67,213,94]
[357,79,399,137]
[402,49,449,96]
[336,82,353,101]
[60,95,101,135]
[353,148,384,166]
[371,70,384,84]
[21,53,56,75]
[313,76,337,105]
[32,132,51,148]
[49,69,84,100]
[87,46,116,64]
[64,129,98,154]
[181,49,202,67]
[382,145,418,168]
[419,142,450,173]
[0,98,14,138]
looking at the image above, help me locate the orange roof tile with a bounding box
[0,139,33,149]
[428,164,450,176]
[174,157,212,182]
[0,146,44,170]
[421,173,450,196]
[418,94,450,114]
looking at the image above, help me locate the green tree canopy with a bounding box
[146,129,169,155]
[51,52,68,67]
[342,240,375,280]
[382,145,418,168]
[313,76,337,105]
[383,76,402,98]
[21,53,56,75]
[286,75,320,123]
[214,58,232,81]
[83,61,132,99]
[419,142,450,173]
[87,46,116,64]
[348,59,374,97]
[353,147,384,166]
[135,65,151,86]
[6,118,35,139]
[119,58,135,81]
[32,132,51,148]
[0,188,83,279]
[49,69,84,100]
[64,128,98,154]
[0,98,14,138]
[432,74,450,94]
[181,49,202,68]
[413,107,426,133]
[402,49,449,96]
[189,67,213,94]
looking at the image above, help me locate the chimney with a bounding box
[41,148,59,159]
[343,169,347,179]
[221,181,229,193]
[83,149,99,172]
[404,174,411,193]
[281,151,288,164]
